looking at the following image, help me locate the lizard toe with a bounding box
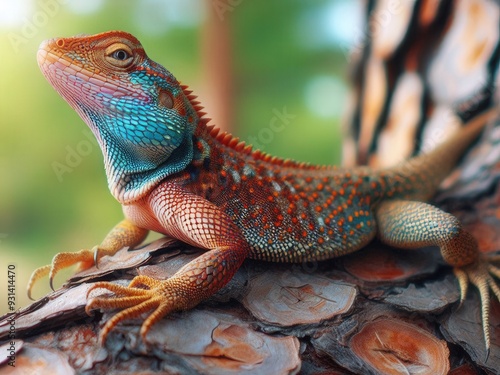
[27,248,96,299]
[27,264,51,300]
[453,267,469,307]
[49,249,97,291]
[488,263,500,279]
[128,274,162,289]
[457,257,500,354]
[98,297,160,345]
[86,276,180,344]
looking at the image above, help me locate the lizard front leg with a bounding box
[86,183,251,344]
[27,219,148,299]
[375,199,500,352]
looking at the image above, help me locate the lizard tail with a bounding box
[382,108,499,202]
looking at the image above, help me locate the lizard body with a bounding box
[31,31,500,349]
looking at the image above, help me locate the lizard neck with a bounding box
[104,133,194,204]
[79,107,195,204]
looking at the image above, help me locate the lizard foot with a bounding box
[28,247,98,300]
[453,254,500,354]
[86,275,186,344]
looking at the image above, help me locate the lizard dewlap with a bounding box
[32,31,500,350]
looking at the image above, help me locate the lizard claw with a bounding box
[93,246,100,269]
[86,276,180,344]
[454,254,500,354]
[27,265,51,300]
[27,248,97,299]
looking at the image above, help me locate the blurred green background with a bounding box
[0,0,358,313]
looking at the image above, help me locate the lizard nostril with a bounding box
[56,39,65,48]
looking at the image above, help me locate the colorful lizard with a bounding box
[30,30,500,351]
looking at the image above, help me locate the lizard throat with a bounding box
[103,128,194,204]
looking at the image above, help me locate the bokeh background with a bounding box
[0,0,360,313]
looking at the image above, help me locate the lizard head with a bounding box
[37,30,199,203]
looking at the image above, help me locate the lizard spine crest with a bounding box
[181,85,330,171]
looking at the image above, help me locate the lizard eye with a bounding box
[104,43,135,69]
[112,49,130,61]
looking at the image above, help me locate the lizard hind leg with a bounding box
[375,199,500,352]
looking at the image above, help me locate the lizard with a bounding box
[30,30,500,351]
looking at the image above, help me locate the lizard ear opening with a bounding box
[158,89,174,109]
